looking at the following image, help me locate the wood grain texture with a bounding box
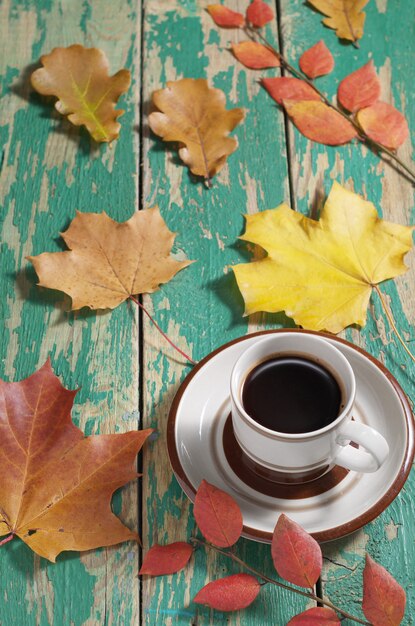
[0,1,141,624]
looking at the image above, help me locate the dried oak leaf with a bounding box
[207,5,245,28]
[307,0,369,44]
[357,102,409,150]
[233,182,414,333]
[262,77,320,105]
[246,0,274,27]
[28,208,192,310]
[0,360,153,561]
[139,542,193,576]
[31,44,131,142]
[363,555,406,626]
[193,574,261,611]
[232,41,280,69]
[299,41,334,79]
[283,99,357,145]
[337,61,381,113]
[149,78,244,181]
[287,608,340,625]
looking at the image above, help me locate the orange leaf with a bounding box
[149,78,244,180]
[271,514,322,589]
[207,5,244,28]
[194,574,261,611]
[299,41,334,78]
[194,480,243,547]
[232,41,280,69]
[363,555,406,625]
[337,61,380,112]
[28,208,192,311]
[262,77,320,104]
[246,0,274,27]
[283,99,357,145]
[287,608,340,625]
[31,44,131,142]
[307,0,368,44]
[139,542,193,576]
[0,360,153,561]
[357,101,409,150]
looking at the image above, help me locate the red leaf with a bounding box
[357,101,409,150]
[337,61,381,112]
[299,41,334,78]
[287,608,340,625]
[194,480,243,547]
[232,41,280,69]
[261,77,320,104]
[139,542,193,576]
[362,555,406,626]
[194,574,261,611]
[283,99,357,145]
[271,514,322,589]
[207,5,245,28]
[246,0,274,27]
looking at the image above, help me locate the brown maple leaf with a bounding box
[28,208,192,310]
[31,44,131,142]
[0,360,152,561]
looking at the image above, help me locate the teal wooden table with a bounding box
[0,0,414,624]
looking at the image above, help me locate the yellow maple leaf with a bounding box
[28,208,192,310]
[149,78,245,182]
[233,182,414,333]
[308,0,368,44]
[31,44,131,142]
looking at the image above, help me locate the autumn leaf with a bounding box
[363,555,406,625]
[31,44,131,142]
[0,360,152,561]
[233,182,414,333]
[28,208,191,311]
[261,77,320,105]
[232,41,280,69]
[283,100,357,145]
[139,542,193,576]
[299,41,334,78]
[337,61,381,113]
[193,574,261,611]
[307,0,369,44]
[357,102,409,150]
[246,0,274,27]
[194,480,243,547]
[149,78,244,182]
[287,608,340,625]
[207,5,244,28]
[271,514,322,589]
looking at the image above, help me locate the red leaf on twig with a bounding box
[207,5,245,28]
[194,574,261,611]
[246,0,274,27]
[362,555,406,626]
[287,608,340,625]
[283,99,357,145]
[232,41,280,69]
[337,61,380,112]
[194,480,243,547]
[271,514,322,589]
[299,41,334,78]
[357,101,409,150]
[139,542,193,576]
[261,77,320,104]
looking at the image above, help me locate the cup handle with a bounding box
[334,421,389,473]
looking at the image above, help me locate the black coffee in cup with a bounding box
[242,355,342,434]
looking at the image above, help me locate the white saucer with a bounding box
[167,331,414,542]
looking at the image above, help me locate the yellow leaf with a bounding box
[308,0,368,43]
[233,182,414,333]
[31,44,131,142]
[149,78,245,181]
[28,208,192,310]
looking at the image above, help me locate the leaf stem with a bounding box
[129,296,197,365]
[244,26,415,184]
[374,285,415,364]
[191,538,370,625]
[0,534,14,547]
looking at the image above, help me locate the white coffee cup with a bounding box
[230,333,389,483]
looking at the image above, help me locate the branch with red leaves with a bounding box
[140,480,406,625]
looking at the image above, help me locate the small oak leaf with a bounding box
[308,0,369,43]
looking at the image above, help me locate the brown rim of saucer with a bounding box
[166,329,415,543]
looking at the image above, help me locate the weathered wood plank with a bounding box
[0,1,141,624]
[279,0,415,623]
[140,1,310,624]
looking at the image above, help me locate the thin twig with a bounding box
[374,285,415,364]
[0,534,14,547]
[191,538,370,625]
[129,296,197,365]
[244,26,415,184]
